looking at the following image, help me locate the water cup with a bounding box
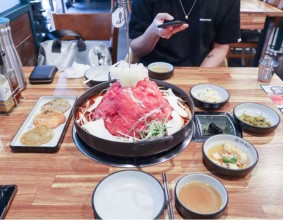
[258,59,279,83]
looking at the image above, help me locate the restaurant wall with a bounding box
[0,0,38,66]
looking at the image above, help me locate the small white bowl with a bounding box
[148,62,174,80]
[84,65,112,86]
[175,173,228,219]
[233,103,280,134]
[92,170,165,219]
[190,84,230,109]
[202,134,259,177]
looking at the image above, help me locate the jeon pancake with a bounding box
[20,125,54,146]
[34,109,66,129]
[41,98,71,113]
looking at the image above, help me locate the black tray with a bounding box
[192,112,242,142]
[72,126,193,167]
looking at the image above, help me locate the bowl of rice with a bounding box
[190,84,230,109]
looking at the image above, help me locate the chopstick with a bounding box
[162,173,174,220]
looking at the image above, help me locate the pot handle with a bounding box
[134,135,174,145]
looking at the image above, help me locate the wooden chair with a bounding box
[227,0,283,66]
[52,13,119,63]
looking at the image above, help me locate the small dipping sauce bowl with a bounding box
[175,173,228,219]
[148,62,174,80]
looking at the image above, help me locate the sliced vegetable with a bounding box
[223,157,237,164]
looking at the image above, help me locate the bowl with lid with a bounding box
[148,62,174,80]
[175,173,228,219]
[190,83,230,109]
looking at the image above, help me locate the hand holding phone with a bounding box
[157,20,187,28]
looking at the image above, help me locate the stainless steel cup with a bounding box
[258,59,279,83]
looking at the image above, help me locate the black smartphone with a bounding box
[29,65,57,84]
[0,185,17,219]
[157,20,187,28]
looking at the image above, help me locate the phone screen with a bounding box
[157,20,186,28]
[0,185,17,219]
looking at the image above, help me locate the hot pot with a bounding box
[73,79,194,157]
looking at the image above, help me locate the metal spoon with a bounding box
[162,173,174,220]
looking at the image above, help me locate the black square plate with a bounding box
[192,112,242,142]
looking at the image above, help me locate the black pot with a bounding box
[73,79,194,157]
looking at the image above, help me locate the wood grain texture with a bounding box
[10,13,37,66]
[0,67,283,219]
[240,0,283,30]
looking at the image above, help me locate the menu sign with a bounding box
[261,85,283,114]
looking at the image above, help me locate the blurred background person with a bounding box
[129,0,240,67]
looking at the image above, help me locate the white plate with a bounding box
[92,170,165,219]
[85,65,111,82]
[10,96,76,151]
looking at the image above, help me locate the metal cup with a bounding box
[258,59,279,83]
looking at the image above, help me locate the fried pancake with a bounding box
[41,98,71,113]
[34,109,66,129]
[20,125,54,146]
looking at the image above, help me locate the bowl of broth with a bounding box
[175,173,228,219]
[202,134,259,177]
[148,62,174,80]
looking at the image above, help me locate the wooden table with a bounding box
[241,0,283,30]
[1,67,283,219]
[240,0,283,66]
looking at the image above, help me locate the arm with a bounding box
[130,13,188,59]
[200,43,229,67]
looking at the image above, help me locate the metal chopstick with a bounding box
[162,173,174,220]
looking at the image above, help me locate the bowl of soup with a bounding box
[202,134,259,177]
[148,62,174,80]
[175,173,228,219]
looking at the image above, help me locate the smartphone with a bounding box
[29,65,57,84]
[0,185,17,219]
[157,20,187,28]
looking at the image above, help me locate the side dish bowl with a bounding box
[233,103,280,134]
[84,65,111,87]
[202,134,259,177]
[92,170,165,219]
[148,62,174,80]
[190,84,230,109]
[175,173,228,219]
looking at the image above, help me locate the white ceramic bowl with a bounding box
[202,134,259,177]
[175,173,228,219]
[148,62,174,80]
[233,103,280,134]
[190,83,230,109]
[92,170,165,219]
[84,65,112,86]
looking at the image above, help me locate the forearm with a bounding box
[200,43,229,67]
[130,24,160,59]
